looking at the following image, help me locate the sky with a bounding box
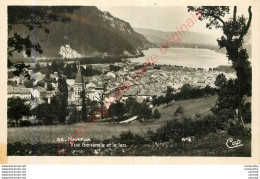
[99,6,250,36]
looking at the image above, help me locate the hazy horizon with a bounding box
[99,6,251,36]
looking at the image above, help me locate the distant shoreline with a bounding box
[8,52,145,65]
[145,46,226,55]
[129,47,231,69]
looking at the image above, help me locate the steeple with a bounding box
[75,63,84,84]
[73,63,84,102]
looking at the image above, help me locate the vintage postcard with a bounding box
[0,0,259,164]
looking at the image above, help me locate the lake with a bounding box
[130,48,231,69]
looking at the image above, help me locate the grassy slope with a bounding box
[155,95,217,121]
[8,96,217,144]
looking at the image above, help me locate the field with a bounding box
[8,96,217,144]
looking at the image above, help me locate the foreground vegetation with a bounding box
[8,96,216,143]
[7,114,251,156]
[7,96,251,157]
[7,132,251,156]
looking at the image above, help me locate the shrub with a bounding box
[20,120,32,127]
[35,80,45,87]
[153,109,161,119]
[174,106,184,117]
[7,142,26,155]
[193,115,220,135]
[68,106,78,124]
[8,121,15,127]
[149,115,220,143]
[149,119,186,142]
[242,102,251,124]
[228,123,251,137]
[116,131,149,145]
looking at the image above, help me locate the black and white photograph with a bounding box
[4,3,257,159]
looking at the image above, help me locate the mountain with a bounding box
[134,27,221,49]
[134,27,252,56]
[9,6,154,59]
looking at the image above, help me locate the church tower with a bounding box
[74,63,84,100]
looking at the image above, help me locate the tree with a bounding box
[34,103,53,125]
[8,97,31,126]
[204,85,215,96]
[242,102,251,124]
[24,78,35,88]
[43,72,51,82]
[68,104,79,124]
[57,76,68,124]
[51,61,59,73]
[81,65,102,77]
[180,84,191,100]
[125,97,139,115]
[42,97,48,103]
[81,89,87,121]
[109,64,121,72]
[35,80,45,87]
[153,109,161,119]
[57,61,65,72]
[49,75,68,124]
[35,63,41,72]
[211,78,244,128]
[8,80,17,86]
[109,101,125,121]
[8,7,78,78]
[8,71,15,78]
[166,86,174,106]
[188,6,252,126]
[86,98,98,118]
[157,96,166,106]
[214,73,227,87]
[138,102,152,120]
[94,83,108,121]
[151,95,157,106]
[174,106,184,117]
[50,96,60,124]
[46,82,54,91]
[64,63,77,79]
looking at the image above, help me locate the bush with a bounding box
[228,123,251,137]
[8,121,15,127]
[7,142,64,156]
[151,85,216,106]
[42,118,54,125]
[242,102,251,124]
[116,131,149,145]
[174,106,184,117]
[35,80,45,87]
[149,119,186,142]
[20,120,32,127]
[193,115,219,135]
[68,106,78,124]
[149,115,220,143]
[153,109,161,119]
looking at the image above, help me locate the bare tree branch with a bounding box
[239,6,252,41]
[233,6,237,23]
[191,7,227,27]
[210,14,226,26]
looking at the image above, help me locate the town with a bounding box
[7,59,236,125]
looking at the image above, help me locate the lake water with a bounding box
[130,48,231,69]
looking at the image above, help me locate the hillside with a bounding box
[9,6,154,59]
[134,27,228,54]
[134,27,252,56]
[134,27,219,46]
[8,96,217,143]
